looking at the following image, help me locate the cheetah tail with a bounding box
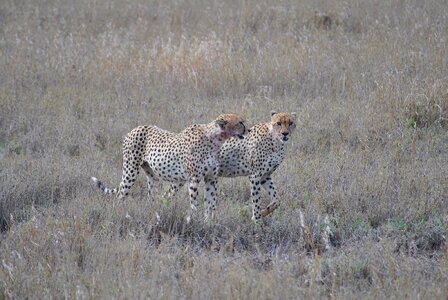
[91,177,118,196]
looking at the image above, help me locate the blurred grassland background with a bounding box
[0,0,447,298]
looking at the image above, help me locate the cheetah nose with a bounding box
[282,132,289,136]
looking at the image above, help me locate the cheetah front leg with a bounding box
[188,178,200,211]
[163,182,184,199]
[204,174,218,220]
[249,174,263,220]
[260,175,280,217]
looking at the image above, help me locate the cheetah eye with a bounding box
[276,122,281,126]
[289,121,294,126]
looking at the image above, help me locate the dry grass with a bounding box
[1,0,447,298]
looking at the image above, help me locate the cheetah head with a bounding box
[269,111,297,143]
[215,113,247,140]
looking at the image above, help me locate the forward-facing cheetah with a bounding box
[91,113,247,219]
[166,111,297,220]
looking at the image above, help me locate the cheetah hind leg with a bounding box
[141,161,157,202]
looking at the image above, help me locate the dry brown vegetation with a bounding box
[1,0,447,298]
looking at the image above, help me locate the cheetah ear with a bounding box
[271,110,277,116]
[291,112,297,118]
[216,119,228,128]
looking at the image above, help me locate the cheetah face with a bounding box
[270,111,297,143]
[215,113,247,140]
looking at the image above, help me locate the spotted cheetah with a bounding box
[166,111,297,220]
[91,114,247,219]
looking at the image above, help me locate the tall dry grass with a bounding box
[1,0,447,298]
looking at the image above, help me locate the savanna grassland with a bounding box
[1,0,447,298]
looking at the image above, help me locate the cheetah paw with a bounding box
[260,202,279,217]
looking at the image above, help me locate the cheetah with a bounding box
[91,113,247,219]
[166,111,296,220]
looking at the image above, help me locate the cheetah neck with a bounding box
[205,123,228,149]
